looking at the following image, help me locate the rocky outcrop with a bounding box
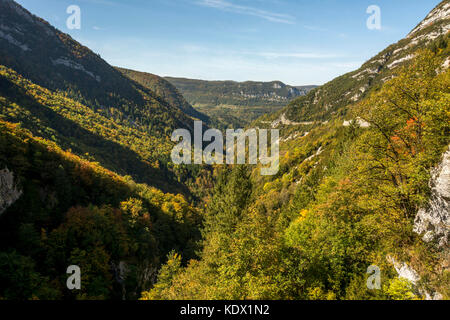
[343,118,370,128]
[407,1,450,38]
[267,113,327,128]
[111,260,158,299]
[386,146,450,300]
[0,29,30,51]
[0,167,22,216]
[387,256,420,285]
[414,147,450,248]
[112,261,129,285]
[111,261,129,300]
[387,256,443,300]
[52,57,101,82]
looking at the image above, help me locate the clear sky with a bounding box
[15,0,441,85]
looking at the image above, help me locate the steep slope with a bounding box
[0,119,201,300]
[165,76,316,127]
[0,0,200,193]
[263,0,450,124]
[143,3,450,300]
[0,0,195,135]
[116,67,210,123]
[0,65,194,194]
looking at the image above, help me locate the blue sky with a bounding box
[16,0,441,85]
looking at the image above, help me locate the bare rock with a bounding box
[414,147,450,248]
[0,167,22,216]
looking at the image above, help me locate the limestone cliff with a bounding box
[414,147,450,248]
[0,167,22,216]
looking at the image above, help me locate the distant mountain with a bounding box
[294,85,318,92]
[116,67,210,123]
[164,77,314,106]
[164,76,316,127]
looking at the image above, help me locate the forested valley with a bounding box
[0,0,449,300]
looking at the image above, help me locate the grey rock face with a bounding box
[389,258,420,285]
[387,256,443,300]
[414,147,450,248]
[0,167,22,216]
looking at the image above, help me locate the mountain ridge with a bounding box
[165,76,316,127]
[116,67,211,123]
[259,0,450,125]
[164,76,315,105]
